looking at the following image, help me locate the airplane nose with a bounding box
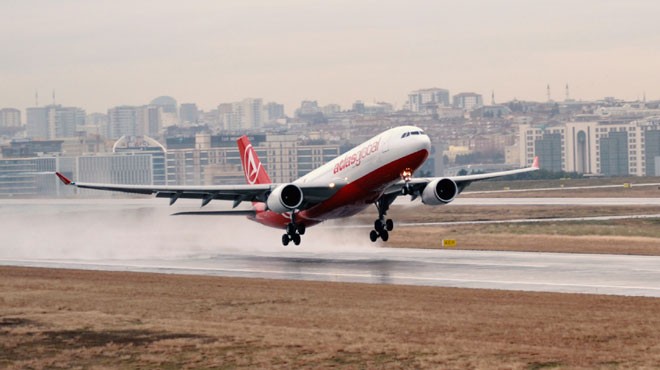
[418,134,432,152]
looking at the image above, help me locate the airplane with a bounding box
[55,125,539,246]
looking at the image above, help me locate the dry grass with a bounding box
[2,266,660,369]
[345,205,660,255]
[466,176,660,197]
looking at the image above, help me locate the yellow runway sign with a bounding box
[442,239,457,248]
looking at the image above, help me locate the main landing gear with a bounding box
[282,212,305,246]
[370,194,397,242]
[370,218,393,242]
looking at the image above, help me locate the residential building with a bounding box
[0,108,21,127]
[242,98,263,129]
[107,105,162,139]
[179,103,199,124]
[453,92,483,110]
[263,102,285,122]
[218,98,264,131]
[519,117,660,176]
[320,104,341,116]
[26,105,85,139]
[407,88,450,112]
[165,133,341,185]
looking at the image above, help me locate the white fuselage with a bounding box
[296,125,431,187]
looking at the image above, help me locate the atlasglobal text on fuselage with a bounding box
[56,126,539,246]
[333,139,380,174]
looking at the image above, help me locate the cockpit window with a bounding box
[401,130,425,138]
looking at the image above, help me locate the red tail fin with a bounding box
[237,136,271,185]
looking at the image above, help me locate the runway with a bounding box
[2,199,660,298]
[3,248,660,297]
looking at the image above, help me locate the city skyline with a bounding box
[3,1,660,114]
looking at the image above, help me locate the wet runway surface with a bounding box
[2,199,660,298]
[4,248,660,297]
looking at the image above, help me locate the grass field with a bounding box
[349,204,660,255]
[466,176,660,196]
[2,266,660,369]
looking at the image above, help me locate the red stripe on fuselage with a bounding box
[251,149,429,229]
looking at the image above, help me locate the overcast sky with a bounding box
[2,0,660,114]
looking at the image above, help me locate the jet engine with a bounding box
[267,183,304,213]
[421,178,458,205]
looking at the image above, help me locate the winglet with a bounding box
[55,172,72,185]
[532,156,540,169]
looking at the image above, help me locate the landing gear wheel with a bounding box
[282,211,305,246]
[369,230,379,242]
[380,229,389,242]
[372,195,397,243]
[286,223,297,235]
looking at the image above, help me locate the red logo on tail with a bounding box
[243,144,261,185]
[237,136,272,185]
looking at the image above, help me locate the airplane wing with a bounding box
[383,157,540,197]
[54,172,344,209]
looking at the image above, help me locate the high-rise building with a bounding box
[107,105,162,139]
[352,101,365,114]
[217,98,264,131]
[217,103,241,131]
[108,106,139,138]
[26,105,85,139]
[453,92,483,110]
[519,117,660,176]
[320,104,341,116]
[263,102,285,122]
[297,101,320,116]
[164,133,340,185]
[25,108,47,139]
[54,106,86,138]
[242,98,263,129]
[407,88,450,112]
[0,108,21,127]
[179,103,199,124]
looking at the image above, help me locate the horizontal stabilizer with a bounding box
[172,210,256,216]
